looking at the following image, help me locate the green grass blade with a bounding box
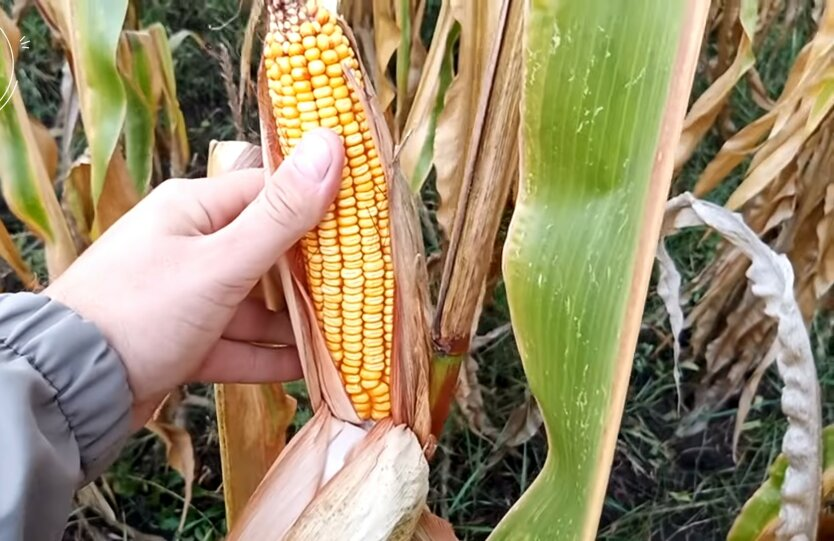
[410,23,457,190]
[396,0,411,126]
[492,1,706,539]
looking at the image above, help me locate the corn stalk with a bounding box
[489,1,708,539]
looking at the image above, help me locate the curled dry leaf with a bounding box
[660,193,821,541]
[432,0,502,237]
[655,241,684,413]
[455,353,498,438]
[727,426,834,541]
[146,389,195,533]
[684,97,834,438]
[486,393,543,468]
[683,7,834,434]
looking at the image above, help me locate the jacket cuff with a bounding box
[0,292,132,484]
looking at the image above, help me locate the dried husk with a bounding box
[285,422,428,541]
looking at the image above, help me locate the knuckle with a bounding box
[261,184,307,231]
[151,178,189,205]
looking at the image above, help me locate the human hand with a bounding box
[43,129,344,427]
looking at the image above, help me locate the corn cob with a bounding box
[264,0,394,421]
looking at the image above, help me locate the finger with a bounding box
[209,128,343,279]
[192,339,303,383]
[223,298,295,345]
[161,168,267,234]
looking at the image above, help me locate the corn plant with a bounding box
[1,0,822,539]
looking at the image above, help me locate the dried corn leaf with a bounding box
[29,116,58,182]
[81,151,139,237]
[815,184,834,297]
[486,393,543,469]
[239,0,264,126]
[675,0,756,170]
[455,353,497,438]
[433,0,502,236]
[398,1,457,190]
[412,509,459,541]
[148,24,190,178]
[660,193,821,541]
[0,221,35,288]
[370,0,399,115]
[694,0,834,207]
[146,389,195,533]
[685,112,834,435]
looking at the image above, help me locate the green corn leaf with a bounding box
[491,1,706,539]
[119,30,159,196]
[148,23,190,178]
[0,10,76,278]
[36,0,129,204]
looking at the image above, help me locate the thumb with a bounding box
[211,128,343,280]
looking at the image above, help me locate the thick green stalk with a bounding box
[491,1,707,539]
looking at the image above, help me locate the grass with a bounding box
[0,1,828,540]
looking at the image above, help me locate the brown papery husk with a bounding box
[285,420,428,541]
[226,409,359,540]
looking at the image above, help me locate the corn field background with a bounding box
[2,0,833,540]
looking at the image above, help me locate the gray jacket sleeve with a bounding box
[0,292,133,541]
